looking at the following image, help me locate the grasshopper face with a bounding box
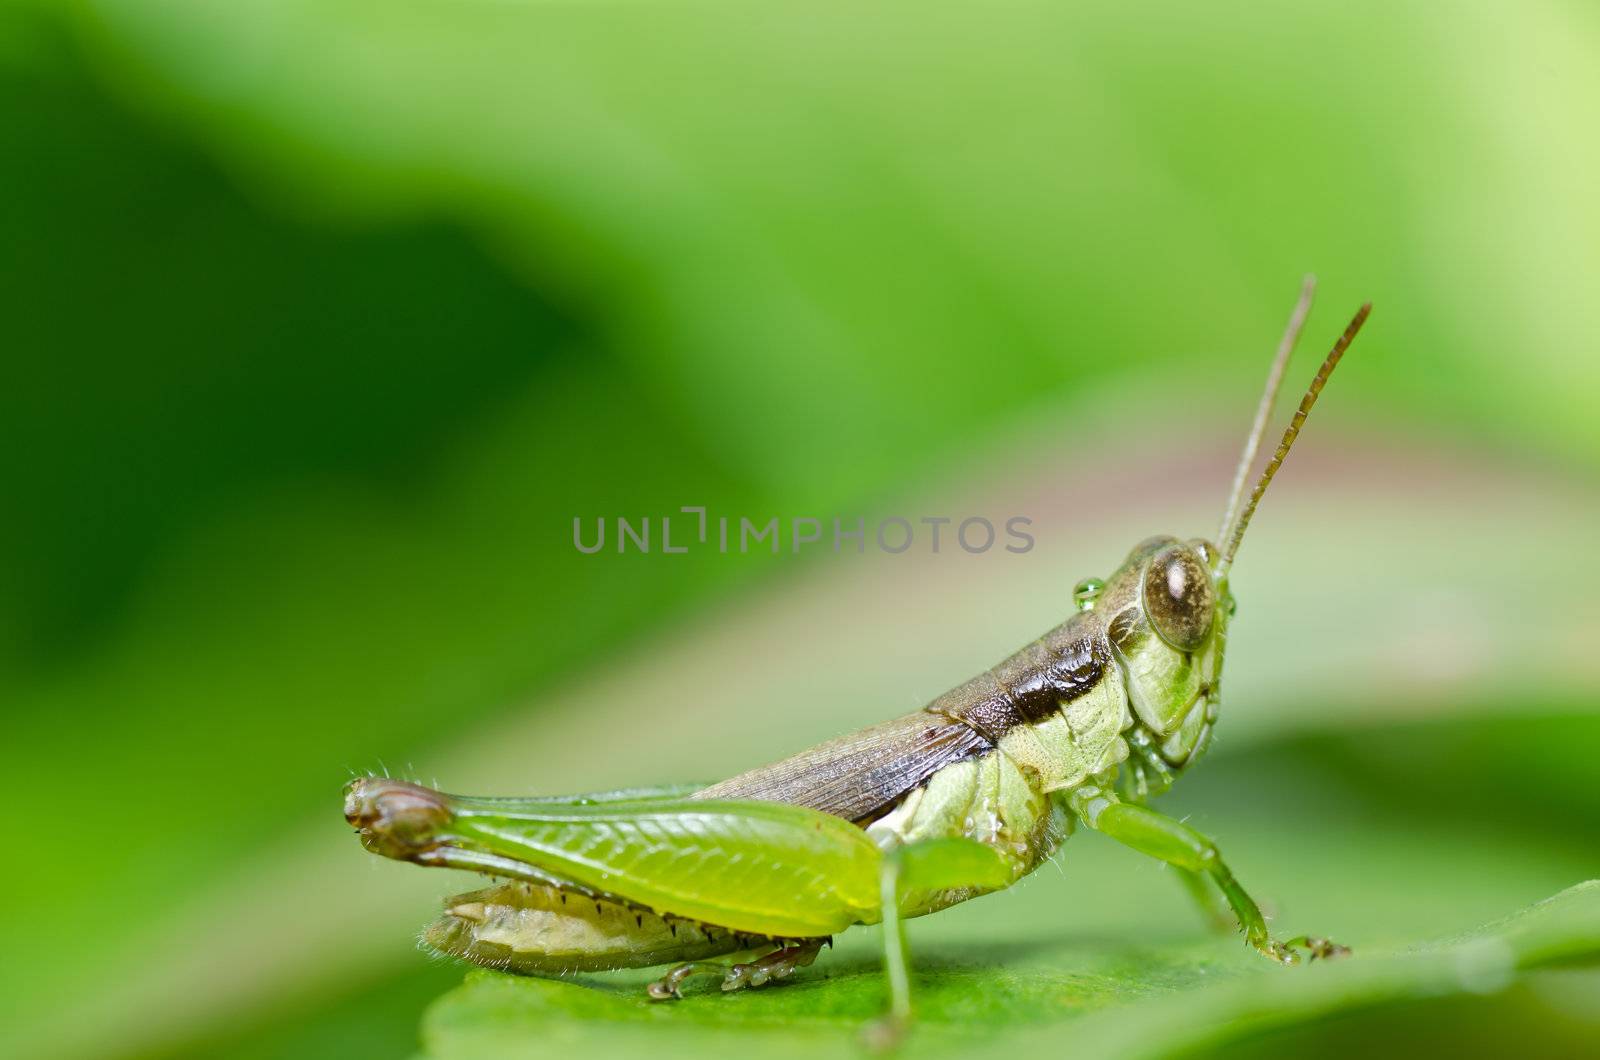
[1098,535,1234,769]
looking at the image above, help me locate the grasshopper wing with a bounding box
[693,710,991,823]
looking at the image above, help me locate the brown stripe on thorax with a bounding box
[928,614,1112,741]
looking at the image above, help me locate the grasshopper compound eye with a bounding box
[1142,544,1216,652]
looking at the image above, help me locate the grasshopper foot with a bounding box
[1282,934,1351,961]
[646,961,729,1000]
[1252,934,1350,966]
[861,1012,909,1052]
[720,941,824,991]
[647,940,825,1000]
[1252,938,1300,965]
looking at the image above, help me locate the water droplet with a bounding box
[1073,577,1104,611]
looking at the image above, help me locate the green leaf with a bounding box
[420,885,1600,1059]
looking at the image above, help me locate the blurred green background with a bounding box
[4,1,1598,1057]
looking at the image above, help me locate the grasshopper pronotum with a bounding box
[345,279,1369,1034]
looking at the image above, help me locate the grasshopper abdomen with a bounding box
[426,879,788,974]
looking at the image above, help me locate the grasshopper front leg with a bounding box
[1071,789,1347,964]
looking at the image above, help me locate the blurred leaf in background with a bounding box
[1,0,1597,1057]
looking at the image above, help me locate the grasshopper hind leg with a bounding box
[647,938,827,999]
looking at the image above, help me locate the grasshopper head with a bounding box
[1097,535,1230,768]
[1096,290,1371,771]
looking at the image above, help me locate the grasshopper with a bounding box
[345,279,1369,1034]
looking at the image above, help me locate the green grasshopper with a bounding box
[345,280,1369,1034]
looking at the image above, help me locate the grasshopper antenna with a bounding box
[1217,275,1317,548]
[1217,301,1371,578]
